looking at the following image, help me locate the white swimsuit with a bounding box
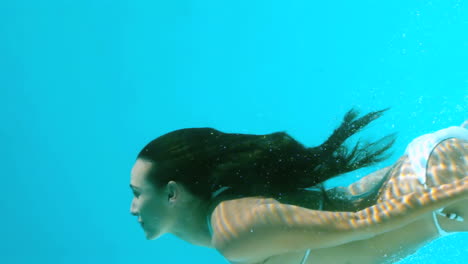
[404,124,468,236]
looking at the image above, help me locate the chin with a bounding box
[144,229,162,240]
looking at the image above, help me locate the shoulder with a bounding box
[208,197,280,261]
[209,197,279,236]
[208,196,359,261]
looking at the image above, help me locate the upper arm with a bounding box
[210,199,360,263]
[211,178,468,262]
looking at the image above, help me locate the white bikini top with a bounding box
[405,126,468,186]
[404,125,468,236]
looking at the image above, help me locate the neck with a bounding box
[170,198,213,247]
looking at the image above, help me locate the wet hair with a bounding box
[137,108,396,201]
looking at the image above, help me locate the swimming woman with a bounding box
[129,109,468,264]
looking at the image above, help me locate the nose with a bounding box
[130,198,139,216]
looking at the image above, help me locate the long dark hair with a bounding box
[137,108,395,201]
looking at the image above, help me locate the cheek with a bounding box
[141,200,165,222]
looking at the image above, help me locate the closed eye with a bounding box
[130,184,141,198]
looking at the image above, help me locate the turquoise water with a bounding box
[1,1,467,263]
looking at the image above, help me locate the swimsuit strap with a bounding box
[432,210,451,236]
[432,209,465,237]
[299,249,311,264]
[207,186,232,236]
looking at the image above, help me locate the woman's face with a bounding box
[130,159,172,240]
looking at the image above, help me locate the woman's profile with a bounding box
[129,109,467,264]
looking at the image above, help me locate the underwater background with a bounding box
[1,1,467,263]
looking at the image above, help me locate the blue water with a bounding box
[1,1,466,263]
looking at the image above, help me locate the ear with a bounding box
[166,180,178,204]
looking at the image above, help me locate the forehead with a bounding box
[130,159,154,186]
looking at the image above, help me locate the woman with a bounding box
[129,109,468,264]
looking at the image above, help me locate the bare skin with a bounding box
[211,138,468,264]
[129,137,468,264]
